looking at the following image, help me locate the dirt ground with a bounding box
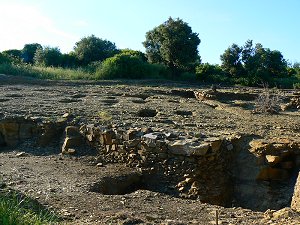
[1,74,300,224]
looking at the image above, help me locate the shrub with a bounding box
[95,54,169,80]
[195,63,229,83]
[293,83,300,89]
[0,53,12,64]
[254,86,283,114]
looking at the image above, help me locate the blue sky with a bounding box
[0,0,299,64]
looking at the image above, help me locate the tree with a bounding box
[220,43,244,77]
[195,63,227,83]
[220,40,288,84]
[22,43,42,64]
[33,47,62,67]
[74,35,118,65]
[60,52,78,68]
[143,17,201,74]
[119,49,147,62]
[2,49,22,59]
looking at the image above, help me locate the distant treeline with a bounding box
[0,17,299,88]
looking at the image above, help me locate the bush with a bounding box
[95,54,169,80]
[254,86,283,114]
[0,53,12,64]
[195,63,229,83]
[294,83,300,89]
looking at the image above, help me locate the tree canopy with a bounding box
[73,35,118,66]
[143,17,201,74]
[34,47,62,67]
[22,43,42,64]
[220,40,288,83]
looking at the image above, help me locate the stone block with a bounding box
[189,143,210,156]
[62,136,83,153]
[291,172,300,212]
[168,140,209,156]
[265,155,281,165]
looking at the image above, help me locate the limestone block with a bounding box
[168,140,189,155]
[168,140,209,156]
[62,136,83,153]
[265,155,281,165]
[189,143,210,156]
[142,133,159,148]
[292,172,300,212]
[249,139,270,151]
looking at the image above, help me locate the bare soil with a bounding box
[1,74,300,224]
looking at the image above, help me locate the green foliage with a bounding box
[22,43,42,64]
[293,83,300,89]
[220,43,244,77]
[143,17,201,75]
[119,49,147,61]
[220,40,288,85]
[2,49,22,59]
[60,52,79,68]
[34,47,62,67]
[0,189,60,225]
[0,62,92,80]
[195,63,229,83]
[0,53,12,64]
[74,35,118,66]
[95,53,169,79]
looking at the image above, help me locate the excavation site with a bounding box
[1,75,300,224]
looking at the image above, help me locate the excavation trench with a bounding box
[1,117,300,212]
[231,141,300,211]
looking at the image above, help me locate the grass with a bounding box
[0,189,60,225]
[1,62,300,89]
[0,62,93,80]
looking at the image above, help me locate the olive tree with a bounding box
[143,17,201,75]
[74,35,118,65]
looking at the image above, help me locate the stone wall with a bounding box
[0,117,66,147]
[78,124,239,206]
